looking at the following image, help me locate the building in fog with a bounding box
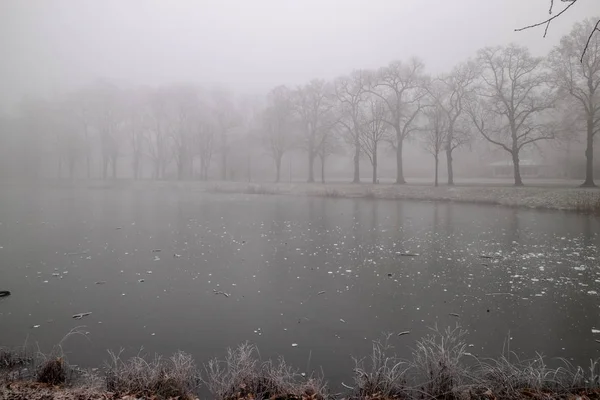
[488,159,552,179]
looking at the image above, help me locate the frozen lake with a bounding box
[1,185,599,388]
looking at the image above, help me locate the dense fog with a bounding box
[0,0,598,186]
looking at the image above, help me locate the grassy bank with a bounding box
[206,182,600,214]
[4,179,600,213]
[2,326,599,400]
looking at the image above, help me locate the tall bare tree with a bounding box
[124,89,148,179]
[315,112,340,184]
[145,88,172,180]
[335,70,368,183]
[470,44,555,186]
[194,112,215,181]
[89,81,123,179]
[429,61,478,185]
[359,95,391,184]
[261,86,296,182]
[212,88,241,181]
[294,79,335,183]
[421,104,448,187]
[166,85,197,180]
[549,17,600,187]
[369,58,427,184]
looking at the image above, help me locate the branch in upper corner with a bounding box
[515,0,599,62]
[514,0,578,37]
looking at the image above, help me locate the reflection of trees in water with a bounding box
[504,208,521,248]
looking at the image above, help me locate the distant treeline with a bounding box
[0,18,598,187]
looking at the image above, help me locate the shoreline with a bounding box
[8,179,599,214]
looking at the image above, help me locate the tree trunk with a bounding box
[353,136,360,183]
[320,155,325,184]
[446,148,454,186]
[69,158,75,179]
[111,156,117,179]
[434,154,439,187]
[133,156,139,180]
[102,156,109,180]
[86,154,91,179]
[581,117,595,187]
[372,145,378,184]
[275,155,281,183]
[512,151,523,186]
[160,160,167,180]
[396,132,406,184]
[221,133,228,181]
[307,148,315,183]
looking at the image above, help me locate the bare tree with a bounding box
[335,70,368,183]
[315,113,340,184]
[469,45,555,186]
[429,61,478,185]
[68,89,95,178]
[549,17,600,187]
[124,89,148,179]
[294,79,335,183]
[421,104,448,187]
[54,100,84,179]
[194,113,215,181]
[211,88,241,181]
[90,81,123,179]
[359,95,391,184]
[166,85,197,180]
[261,86,296,182]
[369,58,427,184]
[146,88,172,180]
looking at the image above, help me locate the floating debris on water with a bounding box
[291,343,298,347]
[72,312,92,320]
[317,291,326,295]
[213,289,230,297]
[152,249,161,252]
[449,313,460,317]
[397,331,410,336]
[95,281,106,285]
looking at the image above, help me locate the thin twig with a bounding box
[515,0,578,36]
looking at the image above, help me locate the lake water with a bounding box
[1,185,599,389]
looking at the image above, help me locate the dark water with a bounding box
[1,186,599,388]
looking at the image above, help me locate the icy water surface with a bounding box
[0,186,599,387]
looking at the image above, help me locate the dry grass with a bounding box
[204,342,328,400]
[2,326,600,400]
[0,346,34,383]
[573,193,600,214]
[105,349,200,399]
[352,334,409,399]
[409,325,470,400]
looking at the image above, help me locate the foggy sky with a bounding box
[1,0,597,110]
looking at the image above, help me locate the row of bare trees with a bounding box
[0,18,597,186]
[257,17,599,187]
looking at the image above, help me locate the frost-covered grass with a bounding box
[2,326,600,400]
